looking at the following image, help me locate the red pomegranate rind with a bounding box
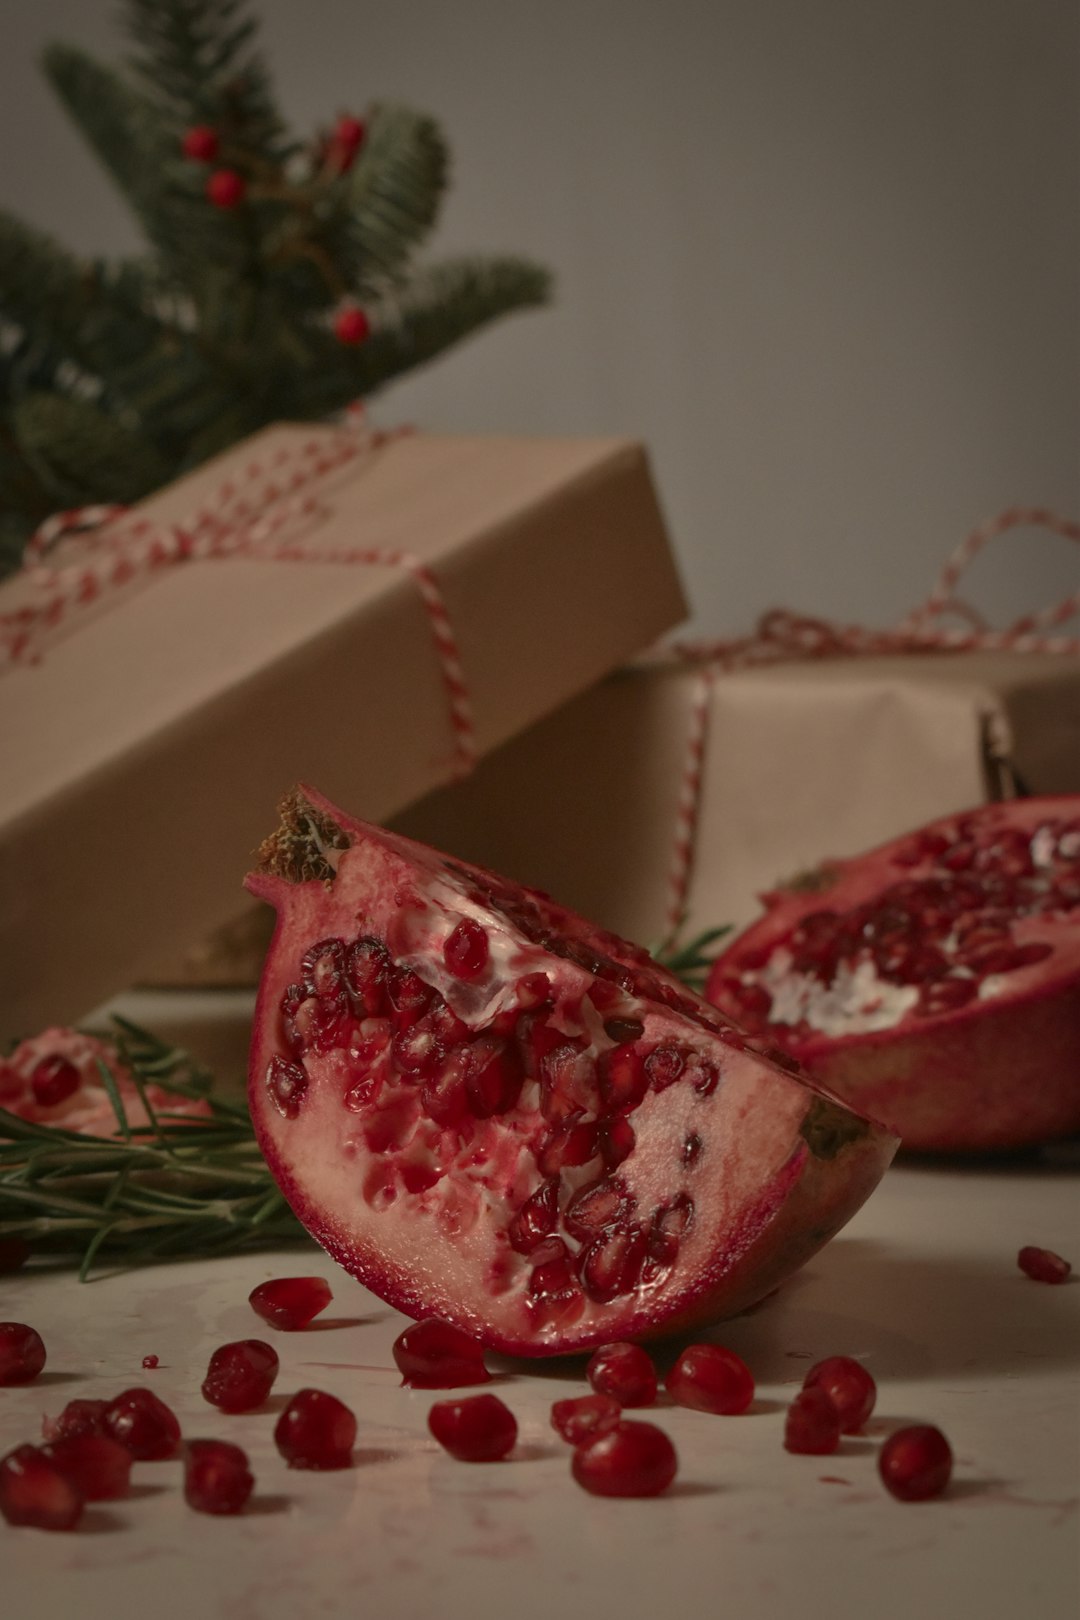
[707,798,1080,1152]
[245,787,896,1357]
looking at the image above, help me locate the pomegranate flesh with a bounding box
[707,797,1080,1152]
[245,787,895,1356]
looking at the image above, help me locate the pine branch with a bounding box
[12,393,170,507]
[343,104,450,290]
[319,256,553,403]
[123,0,289,160]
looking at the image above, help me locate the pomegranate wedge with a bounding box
[707,797,1080,1152]
[246,787,896,1356]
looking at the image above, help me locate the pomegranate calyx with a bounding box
[254,787,350,887]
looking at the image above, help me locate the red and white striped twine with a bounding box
[2,411,479,780]
[661,506,1080,937]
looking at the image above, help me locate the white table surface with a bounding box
[3,1145,1077,1620]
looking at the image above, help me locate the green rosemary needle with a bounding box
[0,1016,309,1280]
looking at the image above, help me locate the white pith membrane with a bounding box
[247,808,891,1353]
[728,813,1079,1039]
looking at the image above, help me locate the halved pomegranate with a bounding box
[707,798,1080,1153]
[245,787,896,1356]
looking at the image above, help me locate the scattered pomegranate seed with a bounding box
[142,1354,159,1369]
[667,1343,754,1415]
[45,1399,108,1442]
[42,1433,132,1500]
[274,1388,356,1469]
[202,1339,280,1412]
[1017,1245,1072,1284]
[30,1055,81,1107]
[878,1424,953,1501]
[392,1318,491,1388]
[249,1275,333,1330]
[0,1444,83,1530]
[428,1394,517,1461]
[550,1393,621,1445]
[103,1388,181,1460]
[784,1387,842,1455]
[443,917,490,981]
[586,1342,658,1407]
[183,1439,255,1514]
[802,1355,876,1432]
[0,1322,46,1385]
[571,1420,678,1498]
[0,1237,30,1273]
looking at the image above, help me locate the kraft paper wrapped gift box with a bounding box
[391,649,1080,947]
[0,421,685,1039]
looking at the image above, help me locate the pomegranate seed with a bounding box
[599,1115,636,1168]
[427,1393,517,1461]
[508,1178,560,1254]
[878,1424,953,1501]
[916,976,978,1016]
[183,1438,255,1514]
[265,1054,308,1118]
[346,936,392,1015]
[388,968,434,1030]
[667,1343,754,1415]
[104,1388,181,1459]
[803,1356,877,1432]
[0,1237,30,1273]
[443,917,490,981]
[604,1017,645,1044]
[46,1399,108,1441]
[644,1043,685,1091]
[1017,1245,1071,1284]
[571,1420,677,1497]
[0,1444,83,1530]
[586,1342,657,1407]
[526,1246,585,1326]
[536,1113,600,1175]
[784,1387,841,1454]
[141,1354,159,1369]
[0,1322,46,1385]
[515,971,552,1007]
[42,1433,132,1500]
[30,1055,80,1107]
[551,1393,622,1445]
[564,1176,632,1243]
[202,1339,280,1411]
[275,1388,356,1469]
[392,1318,491,1387]
[598,1043,649,1111]
[465,1036,524,1117]
[580,1226,649,1304]
[249,1275,332,1330]
[302,936,346,996]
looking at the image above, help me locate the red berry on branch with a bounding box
[206,169,247,210]
[335,115,366,152]
[182,124,220,163]
[334,306,371,346]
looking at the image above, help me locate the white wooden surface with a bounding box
[3,1151,1077,1620]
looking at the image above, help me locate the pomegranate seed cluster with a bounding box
[263,879,755,1342]
[718,813,1079,1035]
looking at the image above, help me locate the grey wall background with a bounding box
[1,0,1076,638]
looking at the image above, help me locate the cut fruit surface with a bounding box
[707,798,1080,1152]
[245,787,896,1357]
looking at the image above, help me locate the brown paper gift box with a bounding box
[0,423,685,1039]
[391,650,1080,946]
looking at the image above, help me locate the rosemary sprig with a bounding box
[653,925,732,993]
[0,1017,310,1279]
